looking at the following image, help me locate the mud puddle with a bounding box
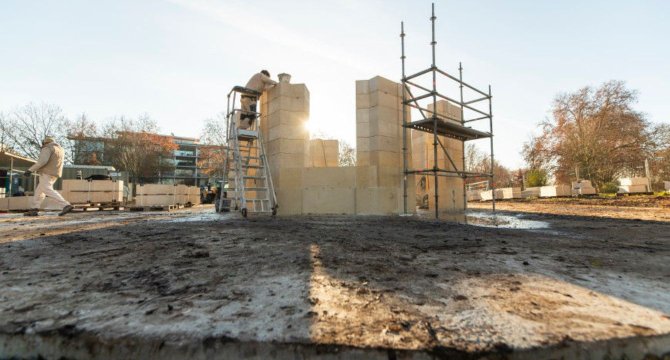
[465,210,551,230]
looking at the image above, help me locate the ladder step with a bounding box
[243,175,266,179]
[228,187,268,191]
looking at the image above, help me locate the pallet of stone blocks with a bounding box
[540,185,572,198]
[61,179,123,204]
[134,184,200,208]
[466,190,481,202]
[500,187,521,199]
[572,180,597,196]
[480,189,504,202]
[521,187,541,199]
[618,178,650,194]
[0,196,66,211]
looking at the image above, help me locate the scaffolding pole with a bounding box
[459,63,466,212]
[401,21,408,215]
[400,2,495,219]
[489,85,496,212]
[431,3,439,219]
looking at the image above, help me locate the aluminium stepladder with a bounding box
[216,86,278,217]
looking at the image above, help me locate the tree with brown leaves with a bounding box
[523,81,650,188]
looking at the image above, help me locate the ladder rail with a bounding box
[218,86,277,216]
[257,129,278,212]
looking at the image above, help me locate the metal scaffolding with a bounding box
[401,3,496,218]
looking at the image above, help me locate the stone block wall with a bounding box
[308,139,339,168]
[260,82,311,215]
[258,76,467,216]
[412,100,465,214]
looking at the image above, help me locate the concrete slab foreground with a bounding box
[1,210,669,359]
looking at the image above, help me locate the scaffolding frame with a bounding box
[401,3,496,218]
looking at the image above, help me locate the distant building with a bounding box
[69,133,223,186]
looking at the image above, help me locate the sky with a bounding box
[1,0,669,169]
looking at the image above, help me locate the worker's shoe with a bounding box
[59,205,74,216]
[23,209,39,217]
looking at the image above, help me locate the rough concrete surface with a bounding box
[1,206,669,359]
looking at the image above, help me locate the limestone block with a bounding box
[368,151,402,168]
[426,177,464,213]
[355,80,370,95]
[500,187,522,199]
[6,196,30,210]
[540,185,572,197]
[521,187,541,198]
[276,188,302,216]
[137,184,175,196]
[466,190,481,202]
[136,194,176,206]
[369,135,401,153]
[376,165,402,188]
[357,137,371,152]
[355,187,401,215]
[574,187,597,195]
[267,139,307,155]
[303,167,356,188]
[665,181,670,191]
[188,194,201,205]
[90,180,123,193]
[428,100,462,123]
[268,123,309,142]
[369,91,401,110]
[0,196,64,210]
[356,118,370,138]
[480,189,505,201]
[355,166,377,189]
[571,180,596,195]
[266,110,308,128]
[308,139,339,168]
[62,191,86,204]
[368,76,400,96]
[273,167,304,190]
[62,180,90,192]
[369,106,402,138]
[618,185,648,194]
[268,153,308,170]
[268,96,309,114]
[356,150,371,167]
[619,177,648,186]
[356,93,371,109]
[266,83,309,109]
[303,187,356,214]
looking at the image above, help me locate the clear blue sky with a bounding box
[1,0,668,168]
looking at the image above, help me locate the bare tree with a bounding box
[648,123,670,189]
[197,114,228,179]
[199,113,227,147]
[0,112,13,153]
[464,143,513,187]
[338,141,356,167]
[1,103,71,161]
[522,81,651,187]
[67,113,98,138]
[102,115,177,181]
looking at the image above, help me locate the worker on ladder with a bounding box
[239,70,277,129]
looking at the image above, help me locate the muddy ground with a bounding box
[1,206,669,359]
[468,195,670,222]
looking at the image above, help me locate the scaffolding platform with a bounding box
[400,3,496,218]
[405,117,491,141]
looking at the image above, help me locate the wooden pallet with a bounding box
[616,192,654,197]
[72,202,124,211]
[129,204,180,212]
